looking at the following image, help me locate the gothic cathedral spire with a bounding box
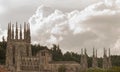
[24,22,27,40]
[7,22,12,41]
[20,24,22,40]
[15,22,18,40]
[12,24,14,39]
[26,23,31,43]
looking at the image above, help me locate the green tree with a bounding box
[51,44,63,61]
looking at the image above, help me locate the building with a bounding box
[5,22,81,72]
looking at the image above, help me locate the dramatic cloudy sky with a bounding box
[0,0,120,56]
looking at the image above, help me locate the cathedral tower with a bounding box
[6,22,32,72]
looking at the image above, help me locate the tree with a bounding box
[51,44,63,61]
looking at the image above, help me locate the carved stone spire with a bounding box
[24,22,26,40]
[7,23,10,40]
[12,24,14,39]
[7,22,12,41]
[10,22,11,38]
[20,24,22,40]
[27,23,31,43]
[15,22,18,40]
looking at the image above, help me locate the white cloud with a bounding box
[29,0,120,56]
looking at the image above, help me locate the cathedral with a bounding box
[4,22,112,72]
[5,22,80,72]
